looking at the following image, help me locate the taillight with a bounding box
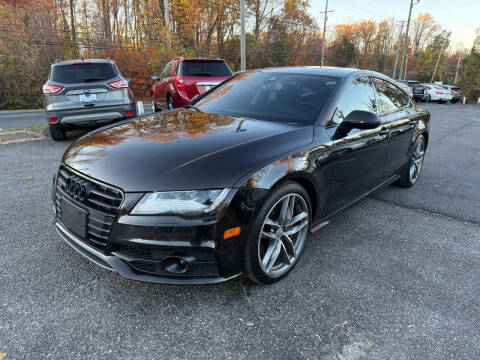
[435,91,442,94]
[108,79,129,88]
[48,117,58,123]
[450,90,454,95]
[43,84,63,94]
[124,110,134,116]
[176,77,185,91]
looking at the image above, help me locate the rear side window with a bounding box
[50,63,117,84]
[373,78,409,113]
[180,61,232,77]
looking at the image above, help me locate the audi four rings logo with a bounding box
[65,177,90,201]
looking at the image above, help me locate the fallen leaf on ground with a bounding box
[0,353,7,360]
[25,176,32,180]
[246,322,254,327]
[406,324,415,328]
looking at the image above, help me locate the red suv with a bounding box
[151,57,233,111]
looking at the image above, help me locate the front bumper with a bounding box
[53,166,269,284]
[56,222,241,284]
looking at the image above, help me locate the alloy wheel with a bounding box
[257,193,309,278]
[409,137,425,183]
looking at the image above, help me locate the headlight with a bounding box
[131,188,231,216]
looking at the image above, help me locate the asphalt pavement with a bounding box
[0,103,479,359]
[0,110,45,130]
[0,104,153,130]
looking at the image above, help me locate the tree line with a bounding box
[0,0,478,110]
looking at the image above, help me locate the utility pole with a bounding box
[392,21,405,79]
[240,0,246,70]
[404,53,408,79]
[164,0,171,49]
[320,0,329,66]
[454,53,463,84]
[430,39,447,83]
[398,0,419,80]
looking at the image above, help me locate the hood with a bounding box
[63,109,313,191]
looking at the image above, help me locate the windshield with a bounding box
[180,61,232,77]
[50,63,117,83]
[194,71,338,125]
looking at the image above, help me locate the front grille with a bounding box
[116,245,219,278]
[55,165,123,251]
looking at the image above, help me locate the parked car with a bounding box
[397,80,426,102]
[438,85,462,103]
[43,59,136,141]
[53,67,430,285]
[396,81,413,97]
[150,57,233,111]
[424,84,453,103]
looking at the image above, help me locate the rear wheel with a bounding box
[244,182,311,284]
[395,135,426,188]
[49,124,66,141]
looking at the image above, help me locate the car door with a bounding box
[372,78,416,178]
[325,76,389,213]
[155,63,173,108]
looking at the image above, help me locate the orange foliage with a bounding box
[106,48,150,99]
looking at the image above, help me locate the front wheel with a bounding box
[244,182,311,284]
[395,135,426,187]
[152,94,160,112]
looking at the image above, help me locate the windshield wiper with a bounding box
[184,104,202,112]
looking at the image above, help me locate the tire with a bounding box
[49,124,66,141]
[395,135,426,188]
[427,95,431,102]
[244,181,311,284]
[152,94,160,112]
[166,95,175,110]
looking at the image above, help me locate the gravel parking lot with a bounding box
[1,103,479,359]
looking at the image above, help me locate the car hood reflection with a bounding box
[63,109,313,191]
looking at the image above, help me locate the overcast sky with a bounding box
[310,0,479,50]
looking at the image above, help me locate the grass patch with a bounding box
[0,124,47,134]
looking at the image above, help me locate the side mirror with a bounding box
[125,77,131,83]
[151,75,158,81]
[333,110,380,140]
[342,110,380,129]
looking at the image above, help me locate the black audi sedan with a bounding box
[53,67,430,284]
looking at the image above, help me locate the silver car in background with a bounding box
[43,59,136,140]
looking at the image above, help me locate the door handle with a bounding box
[379,127,389,136]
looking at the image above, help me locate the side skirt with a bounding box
[310,173,401,234]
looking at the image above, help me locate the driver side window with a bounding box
[328,77,377,127]
[160,64,172,79]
